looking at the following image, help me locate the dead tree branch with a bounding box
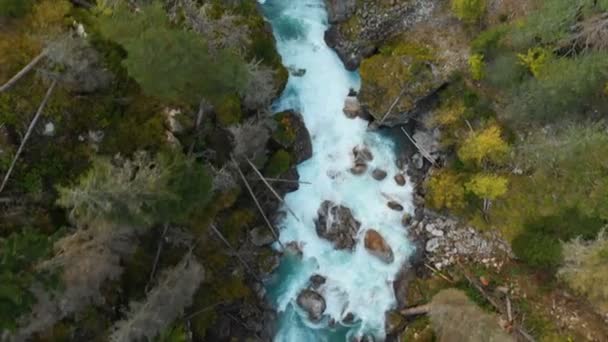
[210,224,262,283]
[400,127,437,166]
[0,79,57,193]
[0,51,47,93]
[246,158,301,222]
[231,156,283,249]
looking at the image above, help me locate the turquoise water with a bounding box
[260,1,415,340]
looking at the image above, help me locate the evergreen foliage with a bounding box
[97,2,248,105]
[512,208,605,270]
[559,230,608,315]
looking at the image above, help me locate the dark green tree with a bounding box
[97,2,248,105]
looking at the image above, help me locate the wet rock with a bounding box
[297,289,326,322]
[371,168,387,181]
[288,66,306,77]
[343,96,363,119]
[249,226,276,247]
[287,111,313,164]
[350,162,368,175]
[385,310,406,335]
[411,153,424,169]
[387,201,404,211]
[309,275,326,289]
[342,312,356,324]
[285,242,303,256]
[394,174,406,186]
[315,201,361,250]
[353,146,374,163]
[364,229,394,264]
[401,213,413,227]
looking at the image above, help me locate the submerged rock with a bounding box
[297,289,326,322]
[342,312,356,324]
[315,201,361,250]
[350,162,368,175]
[372,168,387,181]
[387,201,404,211]
[309,275,326,289]
[364,229,394,264]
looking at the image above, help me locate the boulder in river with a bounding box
[387,201,404,211]
[315,201,361,250]
[273,110,312,164]
[343,96,363,119]
[394,174,406,186]
[353,145,374,163]
[371,168,387,181]
[350,162,368,175]
[297,289,326,322]
[364,229,394,264]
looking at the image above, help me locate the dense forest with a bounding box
[1,0,607,341]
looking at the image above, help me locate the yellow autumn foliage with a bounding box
[426,170,466,210]
[458,124,510,166]
[466,173,509,200]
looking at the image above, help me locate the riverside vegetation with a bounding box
[2,0,608,341]
[0,0,295,340]
[332,0,608,340]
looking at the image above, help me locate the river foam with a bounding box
[260,1,414,340]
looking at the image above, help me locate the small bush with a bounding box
[512,208,605,270]
[426,170,466,211]
[451,0,487,24]
[468,53,485,80]
[264,149,291,178]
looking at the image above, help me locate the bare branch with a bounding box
[0,51,47,93]
[0,79,57,193]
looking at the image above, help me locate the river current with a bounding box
[259,1,415,340]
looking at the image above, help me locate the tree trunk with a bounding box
[400,304,431,316]
[231,156,283,249]
[0,79,57,193]
[210,224,262,283]
[0,51,47,93]
[246,158,300,222]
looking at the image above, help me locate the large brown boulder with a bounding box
[315,201,361,250]
[364,229,394,264]
[297,289,326,322]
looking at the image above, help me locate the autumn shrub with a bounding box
[426,170,466,211]
[451,0,487,24]
[468,53,485,80]
[457,124,510,167]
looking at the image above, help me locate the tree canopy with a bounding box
[98,2,249,105]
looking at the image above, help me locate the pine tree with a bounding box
[97,2,248,105]
[109,254,204,342]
